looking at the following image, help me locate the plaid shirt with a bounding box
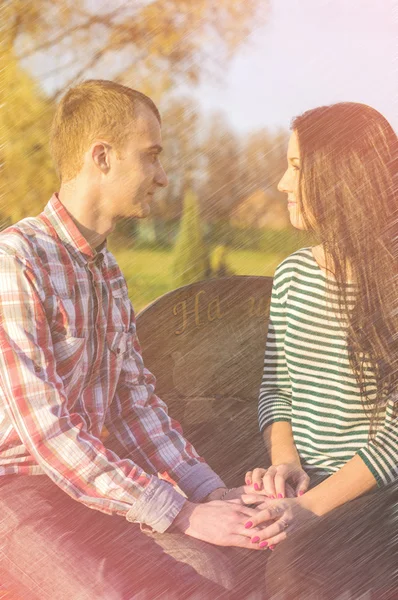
[0,193,224,532]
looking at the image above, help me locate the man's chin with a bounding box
[128,204,151,219]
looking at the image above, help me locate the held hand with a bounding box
[205,486,272,504]
[245,464,310,499]
[241,497,318,550]
[172,500,266,549]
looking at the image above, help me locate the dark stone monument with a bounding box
[136,275,273,486]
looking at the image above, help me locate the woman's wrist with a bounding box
[296,489,327,516]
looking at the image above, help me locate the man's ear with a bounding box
[91,141,112,174]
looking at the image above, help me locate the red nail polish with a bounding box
[245,521,253,529]
[259,541,268,548]
[278,493,284,499]
[271,495,275,499]
[269,545,275,551]
[251,536,260,543]
[254,483,259,491]
[245,480,251,486]
[298,490,304,496]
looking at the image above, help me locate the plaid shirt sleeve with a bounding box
[0,253,194,532]
[104,304,226,512]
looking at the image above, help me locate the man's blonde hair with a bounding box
[50,79,161,182]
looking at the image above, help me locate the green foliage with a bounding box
[5,0,268,101]
[108,245,287,313]
[170,188,209,287]
[209,244,234,278]
[0,51,57,223]
[205,221,317,254]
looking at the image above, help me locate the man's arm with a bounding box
[0,253,187,533]
[104,302,226,504]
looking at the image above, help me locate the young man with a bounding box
[0,80,266,599]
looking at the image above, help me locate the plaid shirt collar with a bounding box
[42,193,107,267]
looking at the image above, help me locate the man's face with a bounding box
[103,104,168,221]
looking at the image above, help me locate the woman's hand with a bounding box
[242,496,318,550]
[245,464,310,499]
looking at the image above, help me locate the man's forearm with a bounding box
[263,421,301,465]
[298,453,377,516]
[204,487,227,501]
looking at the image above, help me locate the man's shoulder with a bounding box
[0,216,53,265]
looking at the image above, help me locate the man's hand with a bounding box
[172,500,267,549]
[205,485,271,504]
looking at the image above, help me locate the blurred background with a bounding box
[1,0,396,311]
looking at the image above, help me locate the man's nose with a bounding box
[156,164,168,188]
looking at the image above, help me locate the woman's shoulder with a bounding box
[274,247,316,279]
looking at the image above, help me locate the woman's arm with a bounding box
[258,263,293,433]
[263,421,301,466]
[298,454,377,516]
[250,265,310,497]
[301,396,397,515]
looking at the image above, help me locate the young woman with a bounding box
[244,103,398,599]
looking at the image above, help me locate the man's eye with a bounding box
[292,165,300,171]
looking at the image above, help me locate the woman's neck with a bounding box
[311,245,355,283]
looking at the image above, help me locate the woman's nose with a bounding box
[278,170,290,193]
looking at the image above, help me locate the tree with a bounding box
[200,113,244,223]
[1,0,269,224]
[0,50,58,223]
[152,97,203,223]
[4,1,268,101]
[230,189,289,230]
[171,186,208,288]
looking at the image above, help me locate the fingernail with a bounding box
[259,541,268,548]
[245,479,251,486]
[269,545,275,551]
[245,521,253,529]
[251,536,260,543]
[254,483,259,491]
[278,493,284,499]
[298,491,304,496]
[271,495,275,499]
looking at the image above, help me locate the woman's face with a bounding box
[278,130,308,230]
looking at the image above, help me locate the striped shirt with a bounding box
[259,248,398,487]
[0,193,224,532]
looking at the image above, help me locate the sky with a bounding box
[27,0,397,135]
[198,0,398,133]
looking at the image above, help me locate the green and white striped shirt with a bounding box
[258,247,398,487]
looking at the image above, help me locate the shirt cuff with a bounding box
[125,477,187,533]
[176,463,226,502]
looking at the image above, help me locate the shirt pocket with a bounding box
[108,275,131,332]
[52,334,86,389]
[106,330,133,398]
[106,330,131,359]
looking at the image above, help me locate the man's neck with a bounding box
[58,185,114,250]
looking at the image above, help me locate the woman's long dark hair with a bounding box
[292,103,398,441]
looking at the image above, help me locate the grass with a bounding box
[109,244,287,313]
